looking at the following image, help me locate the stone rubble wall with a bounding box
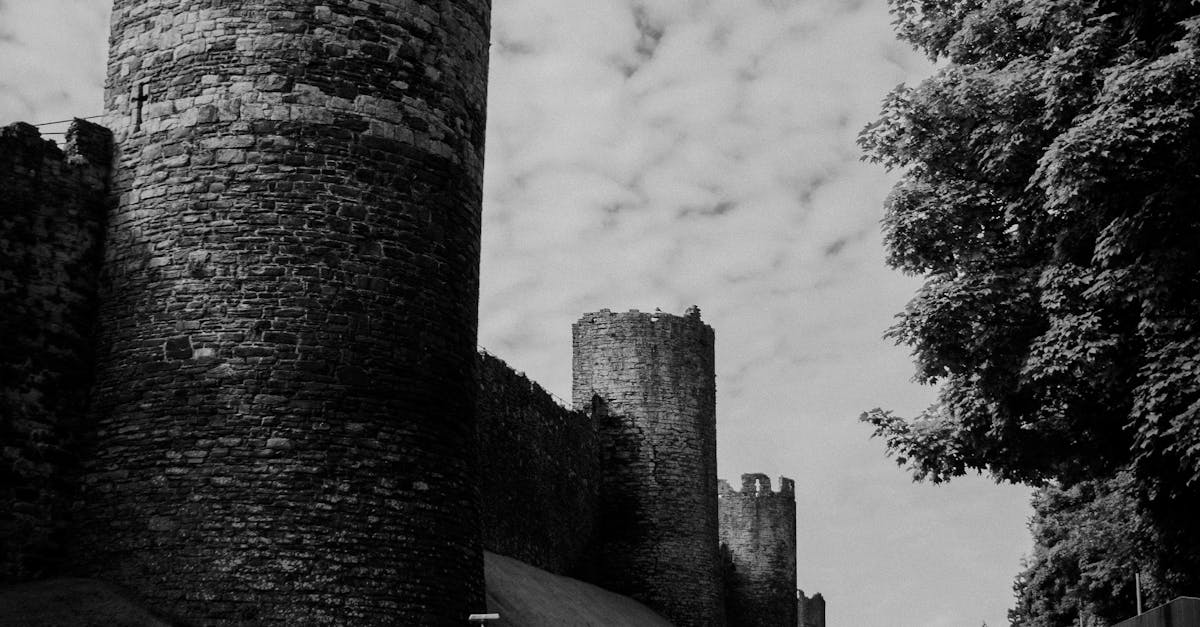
[0,120,111,584]
[718,474,798,627]
[70,1,491,624]
[572,307,725,627]
[476,352,600,577]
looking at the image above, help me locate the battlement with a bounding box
[1,119,111,178]
[479,349,573,411]
[575,305,710,332]
[719,474,796,498]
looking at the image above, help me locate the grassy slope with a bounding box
[484,551,675,627]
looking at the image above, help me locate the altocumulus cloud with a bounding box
[0,0,109,123]
[481,0,933,400]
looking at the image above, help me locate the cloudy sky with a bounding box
[1,1,1033,625]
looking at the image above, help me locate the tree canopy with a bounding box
[1008,472,1170,627]
[859,0,1200,616]
[860,0,1200,496]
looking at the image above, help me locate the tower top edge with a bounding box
[574,305,708,326]
[718,474,795,498]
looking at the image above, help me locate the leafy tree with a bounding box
[858,0,1200,618]
[1009,472,1168,627]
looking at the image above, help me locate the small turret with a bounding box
[797,590,826,627]
[719,473,798,627]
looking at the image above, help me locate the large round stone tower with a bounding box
[74,1,490,624]
[572,306,724,626]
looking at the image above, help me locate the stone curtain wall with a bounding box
[572,307,725,627]
[476,352,600,576]
[796,590,826,627]
[72,1,491,624]
[0,121,111,583]
[718,474,798,627]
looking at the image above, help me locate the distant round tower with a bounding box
[572,307,723,626]
[718,474,798,627]
[74,2,490,624]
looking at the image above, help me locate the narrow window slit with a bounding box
[134,82,150,129]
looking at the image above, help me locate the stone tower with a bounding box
[73,2,490,624]
[797,590,826,627]
[718,474,798,627]
[572,306,724,626]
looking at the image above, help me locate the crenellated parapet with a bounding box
[719,473,796,499]
[719,473,798,627]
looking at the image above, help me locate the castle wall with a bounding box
[719,474,798,627]
[572,307,725,627]
[0,121,111,583]
[476,352,599,576]
[72,2,491,624]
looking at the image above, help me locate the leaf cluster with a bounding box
[1008,472,1179,627]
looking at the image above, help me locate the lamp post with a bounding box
[1135,572,1143,615]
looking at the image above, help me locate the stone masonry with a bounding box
[68,1,492,624]
[476,351,599,577]
[0,121,112,583]
[572,307,726,627]
[719,474,798,627]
